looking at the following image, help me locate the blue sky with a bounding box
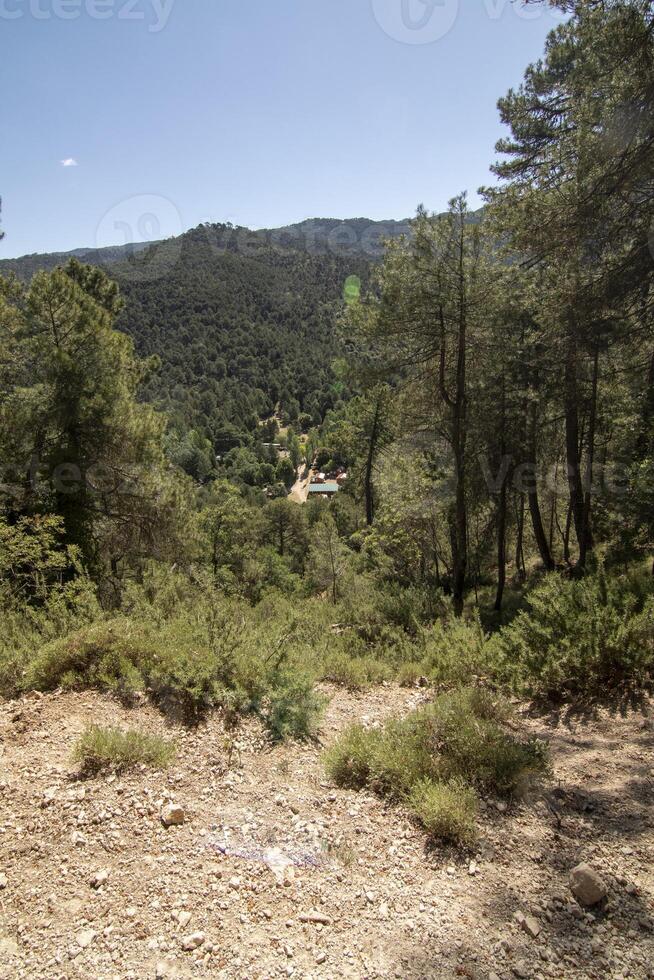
[0,0,564,258]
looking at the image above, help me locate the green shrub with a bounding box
[324,725,382,789]
[419,616,488,686]
[264,672,326,742]
[414,687,545,794]
[364,715,435,798]
[487,567,654,696]
[0,575,101,698]
[73,725,175,774]
[25,619,152,699]
[397,662,426,687]
[325,686,547,847]
[408,778,477,846]
[0,516,103,697]
[320,649,393,690]
[22,605,325,741]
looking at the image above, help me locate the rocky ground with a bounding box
[0,684,652,980]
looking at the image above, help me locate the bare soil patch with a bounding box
[0,685,652,979]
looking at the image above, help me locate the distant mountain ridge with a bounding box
[0,216,412,280]
[0,239,159,279]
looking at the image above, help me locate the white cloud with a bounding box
[60,158,78,167]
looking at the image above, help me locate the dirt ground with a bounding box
[0,684,652,980]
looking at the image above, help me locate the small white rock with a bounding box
[75,929,96,950]
[181,931,205,952]
[90,869,109,889]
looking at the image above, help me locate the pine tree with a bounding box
[0,261,189,579]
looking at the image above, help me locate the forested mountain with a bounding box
[0,239,157,280]
[0,216,412,279]
[0,218,407,452]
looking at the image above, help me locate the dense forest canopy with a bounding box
[1,0,653,754]
[0,219,428,477]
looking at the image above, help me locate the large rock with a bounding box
[181,931,205,951]
[161,803,185,827]
[569,863,608,906]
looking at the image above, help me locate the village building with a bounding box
[307,481,340,498]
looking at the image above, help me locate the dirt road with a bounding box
[288,465,313,504]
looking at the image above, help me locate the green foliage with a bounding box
[199,481,263,594]
[276,456,296,490]
[323,724,381,790]
[0,262,192,577]
[73,725,175,774]
[396,662,426,688]
[419,617,488,686]
[264,672,326,742]
[423,687,546,795]
[306,513,351,604]
[19,575,325,740]
[26,619,153,701]
[487,567,654,697]
[408,778,477,847]
[165,427,216,482]
[0,222,379,451]
[325,686,547,846]
[0,577,100,697]
[0,515,101,695]
[320,649,393,690]
[91,225,369,448]
[0,516,77,600]
[262,498,308,569]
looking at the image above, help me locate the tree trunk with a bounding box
[564,499,573,564]
[494,478,507,612]
[636,346,654,458]
[494,379,508,613]
[451,219,468,618]
[578,343,600,571]
[364,395,382,526]
[527,401,555,570]
[515,495,526,582]
[451,445,467,617]
[565,324,585,551]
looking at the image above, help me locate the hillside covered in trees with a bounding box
[0,218,417,457]
[1,3,654,976]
